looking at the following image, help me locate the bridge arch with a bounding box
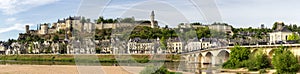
[268,49,276,58]
[251,49,258,53]
[197,53,203,69]
[204,52,213,67]
[215,50,230,65]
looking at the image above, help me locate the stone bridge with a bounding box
[180,44,300,73]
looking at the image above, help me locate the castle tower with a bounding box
[150,11,155,28]
[40,24,49,34]
[25,25,29,34]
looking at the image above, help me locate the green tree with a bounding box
[96,16,105,24]
[246,50,271,71]
[223,45,251,68]
[160,36,167,50]
[140,65,181,74]
[190,22,202,25]
[288,33,300,41]
[272,22,284,30]
[272,46,300,74]
[53,35,59,42]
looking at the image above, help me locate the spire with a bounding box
[151,11,155,16]
[150,10,155,28]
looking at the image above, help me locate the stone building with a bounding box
[269,22,294,44]
[167,38,183,53]
[95,11,159,30]
[127,38,159,54]
[185,38,202,52]
[0,44,5,55]
[97,39,113,54]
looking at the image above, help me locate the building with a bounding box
[200,38,211,49]
[167,38,183,53]
[185,38,202,52]
[269,22,294,44]
[97,40,113,54]
[0,43,6,55]
[39,24,49,34]
[96,11,159,30]
[177,23,233,36]
[127,38,159,54]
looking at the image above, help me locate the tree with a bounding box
[96,16,105,24]
[272,46,300,74]
[222,45,251,68]
[160,36,167,50]
[246,50,271,71]
[288,33,300,41]
[272,22,285,30]
[140,65,181,74]
[190,22,202,25]
[120,18,135,23]
[53,35,59,42]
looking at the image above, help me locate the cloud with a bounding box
[0,18,33,34]
[0,0,60,15]
[5,17,16,22]
[0,23,33,34]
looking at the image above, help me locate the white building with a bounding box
[127,38,159,54]
[185,38,202,52]
[167,38,183,53]
[269,22,293,44]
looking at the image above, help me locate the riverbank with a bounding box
[0,54,182,63]
[0,65,144,74]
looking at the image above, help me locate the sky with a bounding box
[1,0,300,41]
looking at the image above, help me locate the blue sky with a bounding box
[1,0,300,41]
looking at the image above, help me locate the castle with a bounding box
[21,11,158,35]
[96,11,158,29]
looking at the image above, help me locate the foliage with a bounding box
[195,27,211,39]
[160,36,167,50]
[58,43,67,54]
[222,45,251,69]
[245,50,271,71]
[140,65,181,74]
[96,16,117,24]
[190,22,202,25]
[53,35,59,42]
[94,25,212,40]
[272,46,300,74]
[95,28,112,40]
[272,22,284,30]
[231,27,271,39]
[288,33,300,41]
[259,69,267,74]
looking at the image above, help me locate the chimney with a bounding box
[277,22,284,30]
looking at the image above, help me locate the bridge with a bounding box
[180,44,300,73]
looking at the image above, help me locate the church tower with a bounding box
[150,11,155,28]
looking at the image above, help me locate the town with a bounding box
[1,11,300,73]
[0,11,298,55]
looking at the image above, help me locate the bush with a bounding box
[140,65,181,74]
[245,50,271,71]
[259,69,267,74]
[272,46,300,74]
[222,45,250,69]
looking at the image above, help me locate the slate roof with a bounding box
[274,26,291,32]
[66,16,81,20]
[57,19,65,23]
[129,38,155,43]
[167,37,181,42]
